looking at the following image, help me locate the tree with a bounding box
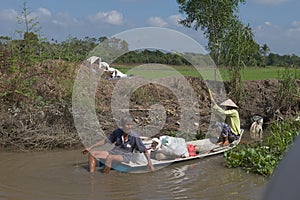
[260,44,270,57]
[177,0,246,65]
[177,0,259,103]
[16,0,42,65]
[260,43,270,67]
[98,36,108,43]
[220,18,259,101]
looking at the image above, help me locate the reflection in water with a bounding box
[0,150,266,200]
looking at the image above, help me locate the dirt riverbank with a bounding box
[1,63,299,151]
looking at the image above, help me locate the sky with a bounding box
[1,0,300,55]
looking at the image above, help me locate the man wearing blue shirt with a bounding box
[82,117,154,173]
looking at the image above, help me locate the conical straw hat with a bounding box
[220,99,238,108]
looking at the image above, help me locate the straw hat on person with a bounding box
[220,99,238,108]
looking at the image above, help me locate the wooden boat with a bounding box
[98,130,244,173]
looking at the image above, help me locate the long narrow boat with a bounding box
[98,130,244,173]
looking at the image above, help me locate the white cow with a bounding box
[87,56,110,70]
[104,66,115,72]
[87,56,128,79]
[87,56,100,64]
[112,69,127,78]
[100,62,110,70]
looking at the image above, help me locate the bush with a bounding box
[225,119,300,176]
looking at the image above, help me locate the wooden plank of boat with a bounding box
[101,129,244,173]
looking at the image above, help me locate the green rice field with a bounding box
[112,65,300,81]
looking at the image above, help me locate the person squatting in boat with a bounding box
[210,96,241,146]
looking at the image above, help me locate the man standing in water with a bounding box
[82,117,154,173]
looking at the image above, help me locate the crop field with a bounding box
[112,65,300,81]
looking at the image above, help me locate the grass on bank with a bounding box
[112,65,300,81]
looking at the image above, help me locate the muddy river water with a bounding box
[0,149,267,200]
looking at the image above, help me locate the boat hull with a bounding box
[98,130,244,173]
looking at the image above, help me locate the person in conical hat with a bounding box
[211,97,241,146]
[220,99,238,108]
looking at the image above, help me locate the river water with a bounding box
[0,149,267,200]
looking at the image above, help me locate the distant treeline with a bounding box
[1,34,300,67]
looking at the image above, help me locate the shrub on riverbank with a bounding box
[225,119,300,176]
[0,60,80,151]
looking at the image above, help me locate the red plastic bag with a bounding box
[187,144,196,157]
